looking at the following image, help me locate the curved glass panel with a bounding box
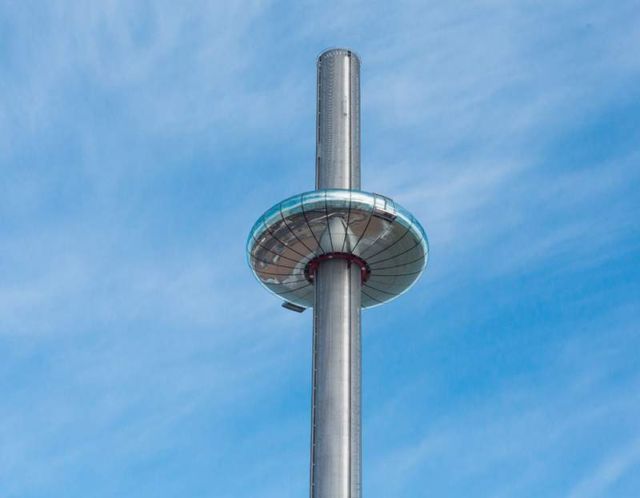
[247,189,428,309]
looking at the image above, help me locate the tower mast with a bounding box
[247,48,428,498]
[311,48,362,498]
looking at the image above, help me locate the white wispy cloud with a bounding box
[0,0,638,496]
[365,304,640,497]
[568,438,640,498]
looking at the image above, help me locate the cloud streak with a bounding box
[0,0,638,496]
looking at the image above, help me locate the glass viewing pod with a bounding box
[247,189,429,309]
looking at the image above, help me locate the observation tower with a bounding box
[247,49,428,498]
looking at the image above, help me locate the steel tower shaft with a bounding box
[311,48,362,498]
[247,47,428,498]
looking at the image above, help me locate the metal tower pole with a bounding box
[248,47,428,498]
[311,49,362,498]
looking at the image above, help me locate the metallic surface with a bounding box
[312,48,362,498]
[246,48,428,498]
[316,49,361,190]
[247,190,428,309]
[311,259,361,498]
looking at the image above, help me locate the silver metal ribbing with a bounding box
[311,48,362,498]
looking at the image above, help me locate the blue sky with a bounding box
[1,1,639,497]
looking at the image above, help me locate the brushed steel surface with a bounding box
[316,49,361,190]
[311,259,361,498]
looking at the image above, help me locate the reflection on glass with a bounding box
[247,189,428,309]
